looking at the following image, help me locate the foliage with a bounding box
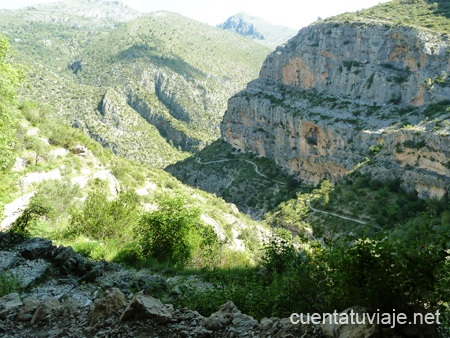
[69,189,140,241]
[0,272,22,297]
[7,169,81,239]
[177,220,449,325]
[136,195,221,267]
[0,35,23,170]
[19,100,51,126]
[32,179,81,222]
[9,196,50,236]
[167,140,302,219]
[424,100,450,118]
[23,136,50,166]
[330,0,450,35]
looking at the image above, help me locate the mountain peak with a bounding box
[218,13,265,41]
[217,12,297,49]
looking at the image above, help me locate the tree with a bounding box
[0,35,23,170]
[319,180,333,205]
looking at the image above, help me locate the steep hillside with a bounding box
[0,102,267,265]
[218,12,298,49]
[0,2,270,166]
[221,0,450,199]
[75,11,270,150]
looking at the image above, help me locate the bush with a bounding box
[136,195,221,268]
[258,220,450,319]
[0,272,22,297]
[19,100,50,126]
[69,189,140,241]
[9,197,50,236]
[32,179,81,222]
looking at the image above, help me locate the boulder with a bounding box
[61,297,81,315]
[90,287,126,325]
[259,316,315,338]
[51,246,94,276]
[0,251,18,270]
[204,301,235,331]
[70,144,88,156]
[119,291,173,324]
[16,297,40,322]
[8,259,49,288]
[30,296,61,324]
[19,238,52,260]
[229,311,258,337]
[321,307,382,338]
[0,293,22,318]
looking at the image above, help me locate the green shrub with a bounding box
[19,100,50,126]
[0,272,22,297]
[69,189,140,240]
[136,195,221,268]
[32,179,81,222]
[9,197,50,236]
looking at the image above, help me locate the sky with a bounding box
[0,0,392,29]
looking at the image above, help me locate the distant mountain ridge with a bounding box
[1,0,141,26]
[0,2,270,167]
[218,12,298,48]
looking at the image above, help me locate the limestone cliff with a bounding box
[221,18,450,198]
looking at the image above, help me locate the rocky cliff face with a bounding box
[222,19,450,198]
[218,14,265,40]
[217,12,298,49]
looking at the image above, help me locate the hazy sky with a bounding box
[0,0,391,29]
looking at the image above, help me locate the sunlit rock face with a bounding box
[222,20,450,197]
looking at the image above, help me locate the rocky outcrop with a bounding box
[222,19,450,197]
[218,15,265,40]
[218,12,298,49]
[0,233,437,337]
[127,90,204,152]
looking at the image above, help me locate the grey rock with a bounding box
[0,293,22,318]
[30,296,61,324]
[321,307,382,338]
[16,297,40,322]
[120,291,173,324]
[70,144,88,156]
[90,287,126,325]
[19,238,52,260]
[205,301,235,331]
[51,246,94,276]
[0,251,18,270]
[9,259,49,288]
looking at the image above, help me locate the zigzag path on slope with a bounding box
[195,157,286,185]
[307,198,368,225]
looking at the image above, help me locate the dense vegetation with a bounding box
[331,0,450,35]
[0,35,22,170]
[167,140,302,219]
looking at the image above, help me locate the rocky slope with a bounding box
[0,233,418,338]
[218,12,298,49]
[221,1,450,198]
